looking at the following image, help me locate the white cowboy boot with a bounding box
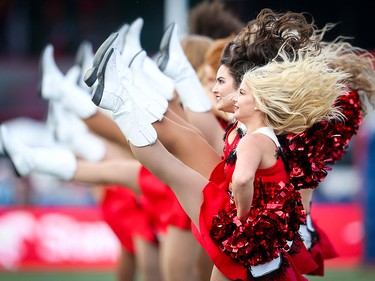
[40,46,98,119]
[298,213,317,250]
[142,56,175,101]
[4,117,55,148]
[49,102,88,140]
[94,47,167,122]
[83,19,144,90]
[69,132,106,162]
[116,22,129,55]
[83,23,131,88]
[1,125,77,180]
[75,41,95,91]
[128,50,168,121]
[92,48,156,147]
[156,22,212,112]
[40,44,64,100]
[121,18,144,65]
[57,65,98,119]
[47,101,106,162]
[0,131,3,155]
[84,32,119,87]
[120,18,174,101]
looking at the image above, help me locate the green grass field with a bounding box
[1,268,375,281]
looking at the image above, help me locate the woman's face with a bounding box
[212,65,237,113]
[233,79,258,123]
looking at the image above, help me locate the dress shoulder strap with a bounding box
[252,127,280,147]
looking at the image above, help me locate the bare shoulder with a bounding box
[237,132,274,152]
[243,132,272,144]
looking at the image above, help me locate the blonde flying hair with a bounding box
[313,23,375,115]
[243,45,350,135]
[322,40,375,115]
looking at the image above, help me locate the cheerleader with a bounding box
[85,9,323,277]
[216,10,339,275]
[90,41,348,280]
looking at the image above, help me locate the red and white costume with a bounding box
[196,126,307,281]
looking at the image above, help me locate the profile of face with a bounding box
[233,79,259,124]
[212,65,237,113]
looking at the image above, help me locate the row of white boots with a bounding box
[0,17,212,182]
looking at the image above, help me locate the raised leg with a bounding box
[129,140,207,227]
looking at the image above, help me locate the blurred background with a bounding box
[1,0,375,280]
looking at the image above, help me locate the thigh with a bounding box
[210,266,231,281]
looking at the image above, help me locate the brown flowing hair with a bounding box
[221,8,321,87]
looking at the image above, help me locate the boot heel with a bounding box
[92,48,114,106]
[0,126,21,177]
[92,83,104,106]
[2,147,21,178]
[84,67,98,87]
[156,22,174,71]
[84,32,119,87]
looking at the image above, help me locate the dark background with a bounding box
[0,0,374,122]
[1,0,374,56]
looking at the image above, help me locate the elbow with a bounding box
[233,176,254,189]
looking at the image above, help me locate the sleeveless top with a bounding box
[224,126,287,191]
[209,127,305,267]
[222,121,242,182]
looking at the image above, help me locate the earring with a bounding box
[254,106,258,111]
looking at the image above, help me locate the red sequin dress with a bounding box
[197,127,307,281]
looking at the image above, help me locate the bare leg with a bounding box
[133,235,162,281]
[167,95,188,121]
[183,109,225,155]
[84,105,223,177]
[101,137,135,161]
[130,140,209,228]
[196,248,214,281]
[299,189,313,213]
[84,110,129,149]
[116,247,136,281]
[166,103,206,139]
[167,98,225,155]
[73,159,141,192]
[154,110,221,180]
[298,189,316,250]
[161,226,201,281]
[210,266,231,281]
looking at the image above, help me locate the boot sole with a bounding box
[37,44,52,98]
[92,48,115,106]
[0,128,21,178]
[2,147,21,178]
[157,22,175,71]
[84,32,119,87]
